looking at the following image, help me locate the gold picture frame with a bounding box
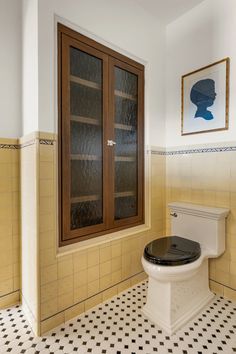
[181,58,229,135]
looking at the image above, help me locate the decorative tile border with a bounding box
[0,144,20,150]
[39,139,55,146]
[1,140,236,154]
[151,150,166,155]
[151,146,236,156]
[0,139,55,150]
[166,146,236,155]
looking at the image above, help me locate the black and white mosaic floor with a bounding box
[0,281,236,353]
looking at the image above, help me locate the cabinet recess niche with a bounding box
[58,24,144,245]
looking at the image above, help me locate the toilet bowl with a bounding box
[142,202,229,335]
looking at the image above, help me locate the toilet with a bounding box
[142,202,229,335]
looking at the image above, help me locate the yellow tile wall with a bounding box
[39,144,165,329]
[20,139,39,334]
[4,134,236,334]
[166,151,236,296]
[0,140,20,305]
[2,135,236,334]
[150,152,166,241]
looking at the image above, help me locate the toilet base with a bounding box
[142,259,214,335]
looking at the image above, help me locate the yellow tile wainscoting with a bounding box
[0,138,20,308]
[38,140,165,335]
[0,133,165,335]
[1,134,236,335]
[165,148,236,301]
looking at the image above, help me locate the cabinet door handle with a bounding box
[107,140,116,146]
[170,212,178,217]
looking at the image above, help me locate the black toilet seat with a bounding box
[143,236,201,266]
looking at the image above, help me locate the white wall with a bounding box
[165,0,236,147]
[0,0,22,138]
[37,0,166,147]
[22,0,39,136]
[2,0,236,146]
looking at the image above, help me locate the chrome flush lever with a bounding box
[170,212,178,217]
[107,140,116,146]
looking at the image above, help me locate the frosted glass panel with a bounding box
[71,201,103,229]
[70,83,102,120]
[115,196,137,220]
[114,66,138,220]
[115,67,137,96]
[70,47,102,85]
[71,160,102,198]
[70,121,102,156]
[70,47,103,229]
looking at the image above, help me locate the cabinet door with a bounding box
[108,58,144,228]
[59,33,109,243]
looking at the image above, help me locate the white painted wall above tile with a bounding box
[37,0,166,146]
[165,0,236,147]
[22,0,39,136]
[0,0,22,138]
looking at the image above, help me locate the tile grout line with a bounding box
[41,271,147,323]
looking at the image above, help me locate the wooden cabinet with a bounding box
[58,24,144,246]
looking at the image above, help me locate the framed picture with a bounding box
[181,58,229,135]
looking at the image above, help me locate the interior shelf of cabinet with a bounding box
[115,156,136,162]
[71,154,101,161]
[114,123,134,131]
[71,115,100,126]
[70,75,101,90]
[71,195,100,203]
[114,90,137,101]
[115,191,135,198]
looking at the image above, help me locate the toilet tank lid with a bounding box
[168,202,229,220]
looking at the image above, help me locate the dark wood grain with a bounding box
[58,24,144,246]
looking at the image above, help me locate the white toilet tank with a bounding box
[168,202,229,257]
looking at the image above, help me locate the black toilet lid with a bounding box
[144,236,201,266]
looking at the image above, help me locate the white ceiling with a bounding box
[135,0,206,24]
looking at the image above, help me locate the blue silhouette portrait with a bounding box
[190,79,217,120]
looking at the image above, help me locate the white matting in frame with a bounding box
[181,58,229,135]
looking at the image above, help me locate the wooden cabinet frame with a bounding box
[58,23,144,246]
